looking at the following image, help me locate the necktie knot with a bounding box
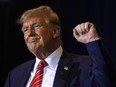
[38,59,48,68]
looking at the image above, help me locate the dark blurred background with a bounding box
[1,0,116,86]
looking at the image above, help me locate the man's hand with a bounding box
[73,22,100,43]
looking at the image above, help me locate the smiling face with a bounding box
[22,14,60,58]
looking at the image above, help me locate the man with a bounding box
[5,5,112,87]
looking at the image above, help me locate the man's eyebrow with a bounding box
[32,23,39,25]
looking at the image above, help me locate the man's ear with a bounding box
[52,27,60,39]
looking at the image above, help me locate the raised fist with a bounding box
[73,22,100,43]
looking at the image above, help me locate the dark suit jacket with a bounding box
[5,40,113,87]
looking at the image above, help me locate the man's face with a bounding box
[22,15,55,55]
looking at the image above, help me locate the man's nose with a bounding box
[28,27,36,36]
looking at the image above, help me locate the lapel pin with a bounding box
[64,66,68,71]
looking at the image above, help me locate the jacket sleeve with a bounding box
[85,39,116,87]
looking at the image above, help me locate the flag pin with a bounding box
[64,66,68,71]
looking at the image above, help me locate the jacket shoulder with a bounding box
[10,59,35,74]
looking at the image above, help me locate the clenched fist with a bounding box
[73,22,100,43]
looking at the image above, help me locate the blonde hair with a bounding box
[19,5,61,26]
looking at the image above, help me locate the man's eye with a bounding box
[22,28,28,33]
[33,24,40,29]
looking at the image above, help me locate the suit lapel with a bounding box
[20,59,35,87]
[53,51,74,87]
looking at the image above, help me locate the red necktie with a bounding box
[29,59,47,87]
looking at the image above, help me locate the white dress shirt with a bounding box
[26,46,63,87]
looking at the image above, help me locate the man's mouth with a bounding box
[28,38,39,43]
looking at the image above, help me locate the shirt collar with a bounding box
[35,46,63,70]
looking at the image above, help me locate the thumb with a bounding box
[73,29,79,39]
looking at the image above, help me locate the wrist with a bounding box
[86,37,101,43]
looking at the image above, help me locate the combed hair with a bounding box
[19,5,61,26]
